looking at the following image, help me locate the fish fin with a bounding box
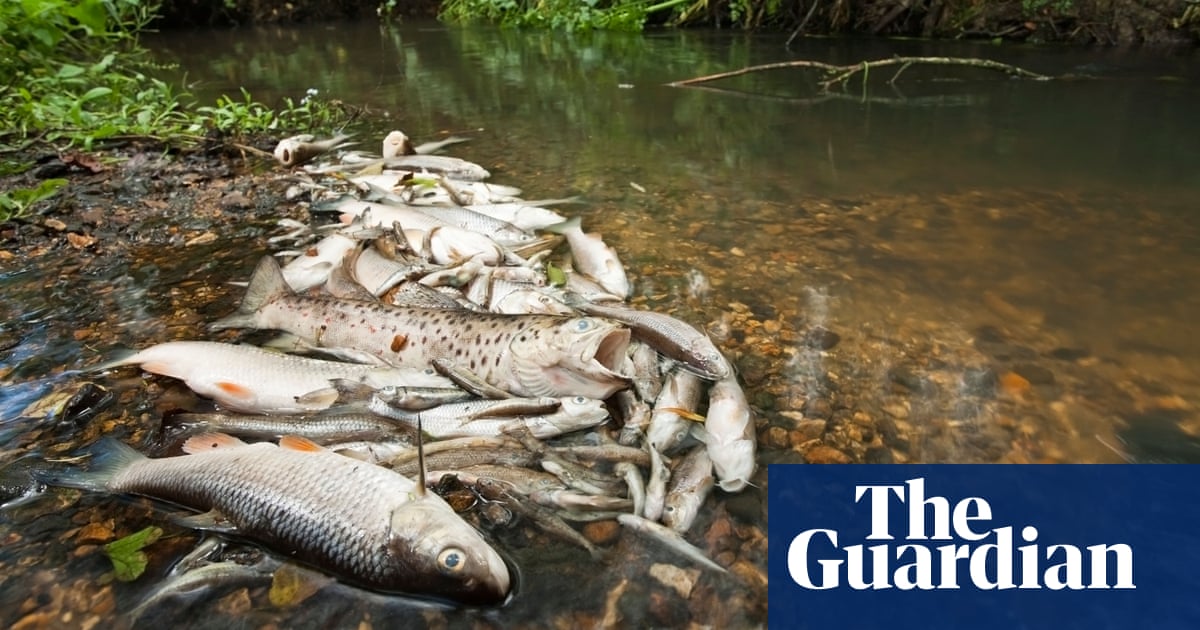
[279,435,326,452]
[294,387,339,409]
[210,256,291,331]
[414,415,427,497]
[172,509,240,534]
[182,432,248,454]
[689,423,711,443]
[540,215,581,236]
[431,358,513,399]
[35,438,146,492]
[658,407,707,422]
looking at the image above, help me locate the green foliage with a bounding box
[439,0,650,32]
[0,0,351,161]
[0,179,69,222]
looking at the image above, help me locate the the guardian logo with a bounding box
[787,478,1135,591]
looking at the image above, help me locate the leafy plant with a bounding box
[0,179,69,222]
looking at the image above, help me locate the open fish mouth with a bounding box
[592,327,631,375]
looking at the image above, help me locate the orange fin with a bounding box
[658,407,707,422]
[279,435,325,453]
[183,432,247,454]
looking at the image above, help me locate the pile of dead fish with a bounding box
[47,130,757,605]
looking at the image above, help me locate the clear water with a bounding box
[3,19,1199,628]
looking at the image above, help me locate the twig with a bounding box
[786,0,822,48]
[667,55,1055,91]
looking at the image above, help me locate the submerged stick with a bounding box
[668,56,1054,90]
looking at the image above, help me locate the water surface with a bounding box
[3,19,1199,629]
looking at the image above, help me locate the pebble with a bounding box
[582,520,620,546]
[649,563,700,598]
[1013,363,1055,385]
[802,445,853,464]
[999,371,1031,395]
[803,327,841,350]
[792,419,827,442]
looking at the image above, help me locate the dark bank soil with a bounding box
[0,140,293,271]
[153,0,1200,47]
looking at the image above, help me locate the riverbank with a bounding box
[153,0,1200,47]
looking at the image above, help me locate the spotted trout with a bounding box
[211,256,631,399]
[40,434,511,605]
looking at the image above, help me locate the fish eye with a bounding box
[573,318,593,332]
[572,396,587,404]
[437,547,467,575]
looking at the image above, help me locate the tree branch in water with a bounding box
[667,56,1054,92]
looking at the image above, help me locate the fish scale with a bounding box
[43,437,511,604]
[212,256,631,399]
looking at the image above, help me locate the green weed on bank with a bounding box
[0,0,348,222]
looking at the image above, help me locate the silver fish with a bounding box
[662,445,714,534]
[279,231,359,291]
[211,256,631,399]
[564,293,730,381]
[617,514,726,574]
[42,434,511,604]
[646,368,705,454]
[699,375,757,493]
[643,445,670,521]
[465,203,567,231]
[370,395,608,439]
[544,216,630,298]
[168,410,415,445]
[98,341,442,415]
[274,133,355,168]
[616,461,646,518]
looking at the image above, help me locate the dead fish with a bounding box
[551,442,651,467]
[697,375,756,493]
[470,476,601,559]
[278,231,360,292]
[274,133,355,168]
[543,216,630,298]
[381,130,471,158]
[392,447,538,478]
[40,434,510,604]
[617,513,726,574]
[210,256,631,399]
[615,461,646,517]
[96,341,444,415]
[612,389,651,447]
[370,395,608,439]
[662,445,714,534]
[646,368,705,454]
[129,556,279,625]
[643,445,670,521]
[465,203,568,231]
[167,410,415,445]
[564,293,730,381]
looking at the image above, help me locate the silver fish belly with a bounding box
[43,435,510,604]
[211,256,632,399]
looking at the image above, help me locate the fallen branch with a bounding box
[667,56,1054,92]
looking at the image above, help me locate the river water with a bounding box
[3,18,1200,629]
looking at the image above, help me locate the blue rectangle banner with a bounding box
[768,465,1200,629]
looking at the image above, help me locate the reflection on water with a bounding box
[2,18,1199,629]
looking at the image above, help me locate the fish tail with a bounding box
[210,256,291,331]
[541,215,581,236]
[88,347,140,372]
[36,438,146,492]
